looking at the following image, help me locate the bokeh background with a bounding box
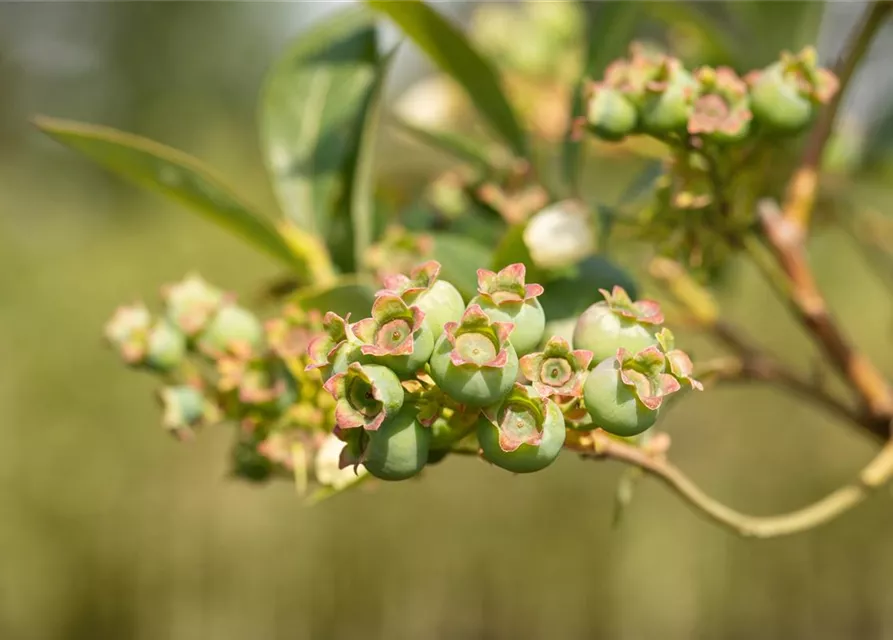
[4,2,893,638]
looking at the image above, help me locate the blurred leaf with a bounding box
[430,233,493,299]
[726,1,826,66]
[616,160,664,208]
[538,256,638,321]
[368,0,529,159]
[492,224,539,276]
[292,278,376,319]
[349,47,398,274]
[648,3,741,66]
[33,116,302,269]
[392,117,500,174]
[259,7,379,269]
[563,2,640,194]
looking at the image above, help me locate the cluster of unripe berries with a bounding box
[585,44,838,143]
[310,261,702,481]
[104,275,362,490]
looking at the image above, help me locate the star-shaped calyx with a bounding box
[689,66,752,142]
[443,305,514,369]
[601,286,664,325]
[482,384,553,453]
[520,336,593,398]
[655,328,704,390]
[475,263,544,307]
[351,295,433,378]
[305,312,357,381]
[323,362,404,432]
[616,346,682,410]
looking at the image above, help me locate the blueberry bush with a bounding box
[36,1,893,536]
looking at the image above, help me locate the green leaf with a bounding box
[349,47,398,275]
[292,278,376,319]
[368,0,528,159]
[726,1,826,66]
[491,224,544,282]
[33,116,302,269]
[259,7,379,267]
[391,117,502,175]
[647,4,741,66]
[430,233,493,300]
[562,2,640,194]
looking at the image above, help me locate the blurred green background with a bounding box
[5,2,893,638]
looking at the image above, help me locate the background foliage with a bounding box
[4,2,893,638]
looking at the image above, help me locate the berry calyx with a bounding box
[572,286,663,362]
[305,311,360,381]
[323,362,404,432]
[351,295,434,378]
[689,67,752,144]
[377,260,465,336]
[428,304,519,407]
[655,328,704,390]
[477,384,566,473]
[519,336,593,398]
[470,263,545,356]
[161,274,224,336]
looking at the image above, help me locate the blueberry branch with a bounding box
[759,199,893,431]
[570,428,893,538]
[649,256,868,435]
[783,0,893,228]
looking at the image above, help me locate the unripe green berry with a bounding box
[477,384,566,473]
[428,305,519,407]
[749,63,813,133]
[638,64,697,136]
[471,263,545,356]
[363,405,431,481]
[583,357,658,437]
[586,85,638,141]
[572,287,662,363]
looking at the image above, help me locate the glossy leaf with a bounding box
[392,117,501,175]
[726,1,826,67]
[368,0,528,159]
[292,278,376,319]
[349,47,398,275]
[259,7,379,266]
[648,3,741,66]
[33,116,302,269]
[430,233,493,300]
[562,1,640,194]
